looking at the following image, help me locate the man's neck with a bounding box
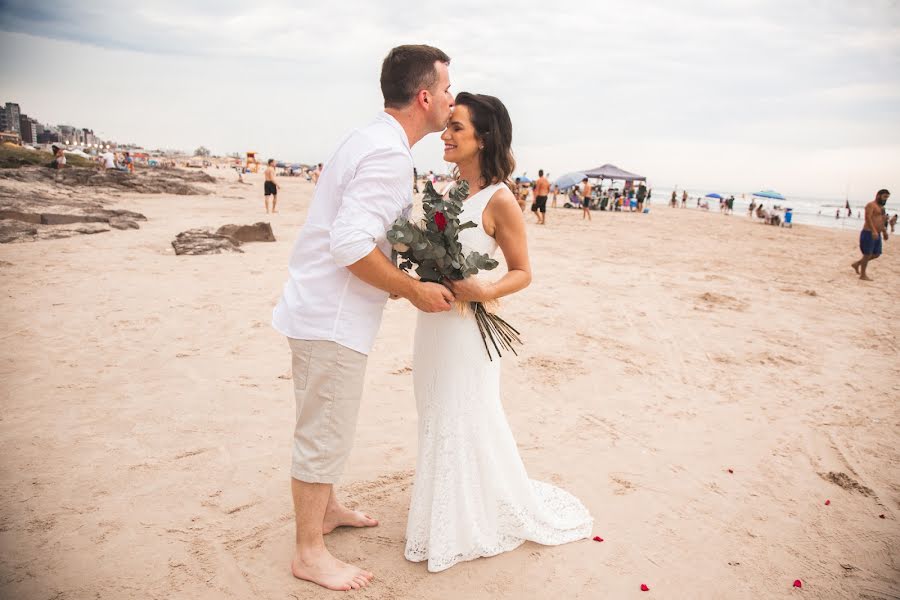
[384,107,429,148]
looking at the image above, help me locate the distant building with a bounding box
[82,128,95,146]
[58,125,78,144]
[2,103,21,133]
[37,130,60,144]
[19,114,38,144]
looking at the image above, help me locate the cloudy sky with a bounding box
[1,0,899,197]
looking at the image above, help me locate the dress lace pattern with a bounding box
[404,183,593,572]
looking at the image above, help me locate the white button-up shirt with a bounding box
[272,112,414,355]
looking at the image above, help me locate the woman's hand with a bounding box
[444,277,491,303]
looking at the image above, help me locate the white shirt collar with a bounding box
[376,111,411,153]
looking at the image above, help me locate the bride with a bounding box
[405,92,594,572]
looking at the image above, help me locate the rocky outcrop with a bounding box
[0,166,215,195]
[215,222,275,243]
[0,220,109,243]
[172,229,244,255]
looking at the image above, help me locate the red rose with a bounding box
[435,211,447,232]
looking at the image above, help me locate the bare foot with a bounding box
[851,262,860,274]
[291,547,373,591]
[860,274,873,281]
[323,505,379,534]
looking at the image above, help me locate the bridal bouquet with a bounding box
[387,180,522,361]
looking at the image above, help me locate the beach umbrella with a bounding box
[554,171,587,190]
[705,193,723,199]
[516,174,533,183]
[276,161,287,168]
[752,190,785,200]
[290,163,302,169]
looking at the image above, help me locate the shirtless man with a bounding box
[264,159,280,213]
[532,169,551,224]
[581,177,592,221]
[852,189,890,281]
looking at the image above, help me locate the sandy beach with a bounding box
[1,171,898,599]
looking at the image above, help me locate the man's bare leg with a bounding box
[858,254,876,280]
[272,195,278,213]
[265,196,271,213]
[323,488,378,534]
[290,479,373,591]
[851,258,861,274]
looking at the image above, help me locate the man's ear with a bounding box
[419,89,430,109]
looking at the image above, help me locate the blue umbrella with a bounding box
[554,171,587,190]
[290,163,302,169]
[753,190,785,200]
[516,174,532,184]
[276,161,287,168]
[705,193,723,199]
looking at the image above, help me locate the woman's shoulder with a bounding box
[486,182,517,206]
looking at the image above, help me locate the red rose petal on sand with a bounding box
[825,500,830,505]
[728,469,734,474]
[592,536,604,542]
[640,584,650,591]
[879,514,886,519]
[793,579,802,588]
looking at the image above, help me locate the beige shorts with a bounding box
[288,338,368,484]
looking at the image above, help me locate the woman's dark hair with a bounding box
[381,45,450,109]
[454,92,515,187]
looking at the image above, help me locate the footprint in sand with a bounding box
[695,292,749,312]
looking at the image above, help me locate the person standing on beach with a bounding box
[532,169,550,224]
[636,182,647,212]
[852,189,890,281]
[681,190,688,208]
[670,190,677,208]
[271,44,455,591]
[264,159,280,213]
[581,177,592,221]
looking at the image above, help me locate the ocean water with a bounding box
[629,187,896,232]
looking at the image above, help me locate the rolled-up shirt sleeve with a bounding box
[329,147,412,267]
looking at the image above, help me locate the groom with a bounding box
[272,45,455,591]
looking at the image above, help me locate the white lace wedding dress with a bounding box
[404,182,594,573]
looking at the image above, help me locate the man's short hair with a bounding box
[539,169,544,176]
[268,159,275,165]
[381,45,450,109]
[877,188,890,196]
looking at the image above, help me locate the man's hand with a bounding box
[409,281,454,312]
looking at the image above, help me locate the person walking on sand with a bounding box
[852,189,890,281]
[264,159,280,213]
[636,182,647,212]
[581,177,592,221]
[271,44,455,592]
[682,190,688,208]
[532,169,550,224]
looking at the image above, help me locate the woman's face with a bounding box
[441,104,480,165]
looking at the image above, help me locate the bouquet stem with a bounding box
[472,301,522,361]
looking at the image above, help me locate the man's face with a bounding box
[426,61,453,132]
[878,192,890,205]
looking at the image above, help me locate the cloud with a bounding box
[1,0,898,195]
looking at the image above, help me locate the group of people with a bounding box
[567,180,651,219]
[97,150,133,172]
